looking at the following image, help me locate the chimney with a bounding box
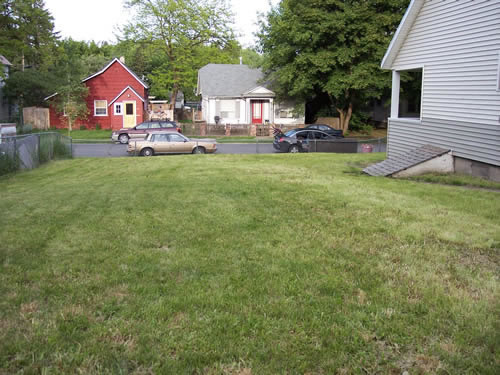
[239,56,242,65]
[119,56,125,64]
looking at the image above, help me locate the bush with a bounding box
[19,123,33,134]
[53,136,72,159]
[80,125,87,130]
[349,113,373,134]
[0,149,18,176]
[95,123,101,130]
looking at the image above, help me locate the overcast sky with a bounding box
[44,0,279,47]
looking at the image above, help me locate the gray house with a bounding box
[196,64,304,125]
[0,55,13,122]
[367,0,500,180]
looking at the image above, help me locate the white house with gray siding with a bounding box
[196,64,304,125]
[382,0,500,178]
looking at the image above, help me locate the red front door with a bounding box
[251,100,263,124]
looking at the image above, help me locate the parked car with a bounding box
[305,124,344,137]
[128,132,217,156]
[112,121,182,144]
[273,129,342,153]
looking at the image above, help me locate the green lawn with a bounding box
[0,153,498,374]
[34,129,113,142]
[406,172,500,190]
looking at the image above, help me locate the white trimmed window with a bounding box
[114,103,122,115]
[391,67,423,120]
[279,109,293,118]
[94,100,108,116]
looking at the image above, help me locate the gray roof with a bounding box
[0,55,12,66]
[198,64,271,97]
[363,144,450,177]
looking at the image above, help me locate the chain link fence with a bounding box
[0,132,72,176]
[301,137,387,153]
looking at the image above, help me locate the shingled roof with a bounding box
[363,144,450,177]
[0,55,12,66]
[197,64,272,97]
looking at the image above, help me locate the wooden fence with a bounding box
[180,123,304,137]
[23,107,50,130]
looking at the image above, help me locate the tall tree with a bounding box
[258,0,409,132]
[51,40,89,134]
[0,0,57,70]
[123,0,236,106]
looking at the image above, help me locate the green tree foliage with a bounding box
[0,0,57,70]
[3,69,56,106]
[123,0,236,104]
[51,41,89,134]
[241,48,264,68]
[258,0,410,132]
[0,0,58,118]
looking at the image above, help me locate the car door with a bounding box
[160,122,176,131]
[149,122,161,134]
[130,122,150,140]
[168,133,190,153]
[152,133,170,153]
[294,130,309,151]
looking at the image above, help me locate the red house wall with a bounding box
[109,88,145,129]
[49,60,148,131]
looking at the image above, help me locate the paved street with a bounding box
[72,143,276,158]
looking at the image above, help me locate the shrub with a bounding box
[39,133,71,162]
[0,149,18,176]
[80,125,87,130]
[95,123,101,130]
[53,136,72,159]
[349,113,373,134]
[19,123,33,134]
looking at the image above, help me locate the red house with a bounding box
[46,58,149,130]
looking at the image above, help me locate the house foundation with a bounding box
[454,157,500,182]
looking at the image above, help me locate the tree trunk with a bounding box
[336,102,353,133]
[68,117,73,136]
[170,83,179,121]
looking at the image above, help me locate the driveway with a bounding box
[72,143,276,158]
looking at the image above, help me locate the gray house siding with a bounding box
[388,118,500,166]
[387,0,500,166]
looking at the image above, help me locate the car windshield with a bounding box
[284,129,298,137]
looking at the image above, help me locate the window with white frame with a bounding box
[279,109,293,118]
[399,69,422,119]
[219,100,237,119]
[392,68,423,120]
[114,103,122,115]
[94,100,108,116]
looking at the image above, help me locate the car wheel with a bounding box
[288,144,300,153]
[118,134,129,144]
[192,147,206,154]
[141,148,154,157]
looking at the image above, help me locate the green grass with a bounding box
[406,172,500,190]
[0,153,498,374]
[37,129,113,142]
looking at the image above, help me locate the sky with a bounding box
[43,0,279,47]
